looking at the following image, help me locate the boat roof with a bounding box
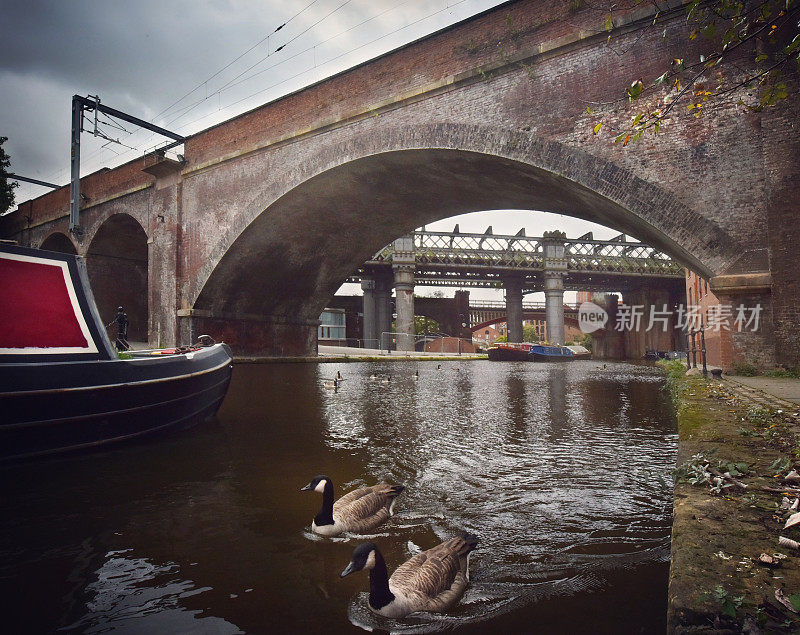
[0,243,117,362]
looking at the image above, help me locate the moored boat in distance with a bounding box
[566,344,591,359]
[0,243,233,462]
[487,342,533,361]
[528,344,575,362]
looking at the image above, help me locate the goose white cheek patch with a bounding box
[315,479,328,493]
[365,550,376,569]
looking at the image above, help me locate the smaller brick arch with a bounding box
[40,232,77,254]
[86,214,149,343]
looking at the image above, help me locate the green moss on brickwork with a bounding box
[662,361,800,632]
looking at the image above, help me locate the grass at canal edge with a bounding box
[660,359,800,632]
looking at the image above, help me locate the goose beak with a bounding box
[300,483,313,491]
[340,562,356,578]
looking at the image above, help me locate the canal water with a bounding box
[1,360,677,634]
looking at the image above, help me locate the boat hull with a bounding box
[488,346,530,361]
[0,344,233,461]
[529,351,575,362]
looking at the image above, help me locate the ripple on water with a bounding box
[319,360,676,632]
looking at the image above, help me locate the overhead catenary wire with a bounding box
[14,0,485,201]
[18,0,331,193]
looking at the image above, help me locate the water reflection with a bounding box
[1,360,675,634]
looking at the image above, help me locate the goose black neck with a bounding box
[315,480,335,526]
[368,550,395,610]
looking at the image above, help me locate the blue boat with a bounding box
[528,345,575,362]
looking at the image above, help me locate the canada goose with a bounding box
[413,370,419,380]
[369,373,378,381]
[340,534,479,618]
[437,364,442,370]
[381,376,391,384]
[300,476,404,536]
[336,370,343,381]
[323,377,340,390]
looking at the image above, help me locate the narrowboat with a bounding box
[528,344,575,362]
[487,342,533,361]
[0,243,233,461]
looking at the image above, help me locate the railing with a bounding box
[468,300,580,311]
[364,229,683,278]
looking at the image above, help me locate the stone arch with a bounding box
[187,123,749,354]
[40,232,77,254]
[86,213,148,343]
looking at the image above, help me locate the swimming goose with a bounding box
[340,534,479,618]
[381,376,391,384]
[301,476,404,536]
[413,370,419,381]
[323,378,340,390]
[336,370,343,381]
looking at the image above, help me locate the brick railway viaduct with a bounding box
[2,0,798,369]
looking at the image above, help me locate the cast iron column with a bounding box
[543,230,568,345]
[361,276,377,348]
[374,270,393,350]
[392,235,416,352]
[503,275,524,343]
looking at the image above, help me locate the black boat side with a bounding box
[0,243,233,462]
[0,343,233,461]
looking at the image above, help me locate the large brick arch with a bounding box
[191,123,739,325]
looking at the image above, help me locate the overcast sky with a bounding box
[1,0,624,301]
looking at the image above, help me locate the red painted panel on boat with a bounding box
[0,257,88,349]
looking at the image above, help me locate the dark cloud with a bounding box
[0,0,503,202]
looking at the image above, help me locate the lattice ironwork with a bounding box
[367,230,681,277]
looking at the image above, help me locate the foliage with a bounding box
[674,452,750,494]
[732,360,760,376]
[522,324,540,342]
[0,137,18,214]
[579,332,593,351]
[713,585,745,618]
[414,315,440,335]
[592,0,799,144]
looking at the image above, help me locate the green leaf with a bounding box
[593,122,602,134]
[626,79,644,100]
[604,13,614,31]
[586,106,594,114]
[655,71,668,85]
[789,594,800,612]
[756,53,768,63]
[614,132,627,143]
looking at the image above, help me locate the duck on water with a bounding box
[301,475,404,537]
[341,534,479,618]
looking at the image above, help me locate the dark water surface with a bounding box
[1,360,677,634]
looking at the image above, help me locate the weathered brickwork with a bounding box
[2,0,797,368]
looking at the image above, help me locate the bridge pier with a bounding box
[361,277,377,348]
[543,231,568,345]
[503,275,524,343]
[374,270,393,349]
[393,236,416,352]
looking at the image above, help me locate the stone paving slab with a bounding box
[725,376,800,406]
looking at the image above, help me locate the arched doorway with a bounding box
[86,214,148,344]
[40,232,77,254]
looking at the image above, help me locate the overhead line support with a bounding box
[69,94,186,235]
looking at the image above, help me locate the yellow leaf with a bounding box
[593,122,602,134]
